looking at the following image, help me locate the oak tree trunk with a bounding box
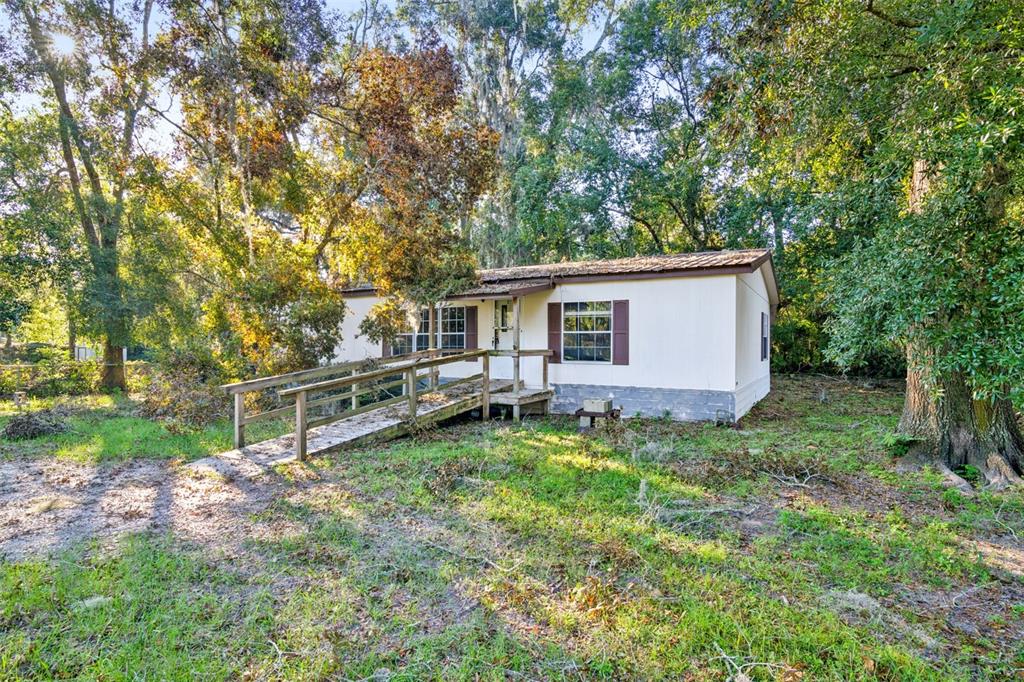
[899,346,1024,490]
[897,159,1024,489]
[101,337,127,392]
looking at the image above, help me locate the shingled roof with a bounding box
[344,248,777,304]
[477,249,771,282]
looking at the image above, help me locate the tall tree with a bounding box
[702,0,1024,487]
[7,0,158,389]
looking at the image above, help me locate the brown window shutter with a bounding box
[465,305,478,361]
[382,338,392,358]
[547,302,561,363]
[613,300,629,365]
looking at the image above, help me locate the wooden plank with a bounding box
[221,349,437,395]
[222,361,364,394]
[487,349,553,357]
[307,393,407,429]
[488,389,553,406]
[406,368,417,420]
[242,402,294,425]
[422,372,483,394]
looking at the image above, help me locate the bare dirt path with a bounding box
[0,455,284,561]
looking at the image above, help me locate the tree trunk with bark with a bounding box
[897,160,1024,490]
[101,338,127,392]
[19,3,153,394]
[899,350,1024,490]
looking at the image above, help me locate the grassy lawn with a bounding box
[1,377,1022,679]
[0,395,290,463]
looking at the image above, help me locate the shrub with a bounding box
[137,348,232,431]
[2,409,69,440]
[881,432,920,458]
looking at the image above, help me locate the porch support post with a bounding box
[428,304,438,389]
[406,367,417,420]
[512,296,521,393]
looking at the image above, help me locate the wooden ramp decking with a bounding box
[190,379,512,481]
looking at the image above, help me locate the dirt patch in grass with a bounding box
[0,455,285,562]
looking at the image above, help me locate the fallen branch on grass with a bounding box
[710,641,787,681]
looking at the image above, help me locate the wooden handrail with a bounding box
[288,349,488,460]
[220,349,437,394]
[488,349,553,358]
[232,347,554,461]
[221,360,363,395]
[222,349,444,448]
[278,349,486,398]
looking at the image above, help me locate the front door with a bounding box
[491,299,515,380]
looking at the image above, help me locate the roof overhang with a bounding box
[445,278,555,300]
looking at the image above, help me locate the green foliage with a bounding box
[882,432,920,458]
[702,0,1024,397]
[137,347,233,430]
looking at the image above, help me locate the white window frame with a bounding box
[438,306,466,350]
[391,306,466,355]
[562,301,613,364]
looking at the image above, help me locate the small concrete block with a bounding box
[583,398,612,413]
[579,416,592,429]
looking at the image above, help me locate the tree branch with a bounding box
[864,0,922,29]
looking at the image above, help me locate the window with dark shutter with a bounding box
[562,302,612,362]
[547,302,561,363]
[612,300,629,365]
[465,306,478,361]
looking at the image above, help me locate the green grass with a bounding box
[0,536,275,679]
[0,394,289,462]
[1,377,1022,679]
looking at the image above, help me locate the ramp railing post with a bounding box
[481,352,490,421]
[295,389,307,461]
[351,367,358,410]
[406,366,417,421]
[233,392,245,448]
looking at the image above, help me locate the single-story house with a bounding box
[337,248,779,422]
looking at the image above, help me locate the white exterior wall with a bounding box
[734,267,772,418]
[336,295,383,361]
[334,270,771,420]
[525,276,736,391]
[337,275,738,391]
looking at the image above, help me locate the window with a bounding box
[563,301,612,362]
[761,312,769,361]
[391,307,466,355]
[439,306,466,350]
[494,302,512,331]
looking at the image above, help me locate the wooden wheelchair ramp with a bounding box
[190,348,553,480]
[190,377,512,480]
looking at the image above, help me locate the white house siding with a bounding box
[335,270,772,422]
[335,295,382,361]
[733,267,772,419]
